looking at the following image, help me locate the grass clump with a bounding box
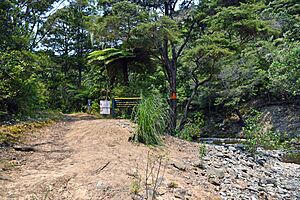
[132,96,168,145]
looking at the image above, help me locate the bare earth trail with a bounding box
[0,114,219,200]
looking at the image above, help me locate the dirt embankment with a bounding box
[0,114,219,200]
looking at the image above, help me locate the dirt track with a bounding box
[0,114,219,200]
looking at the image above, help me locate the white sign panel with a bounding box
[100,100,110,115]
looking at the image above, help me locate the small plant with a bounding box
[130,180,141,195]
[167,181,178,188]
[132,96,169,145]
[199,143,207,160]
[129,151,167,200]
[144,151,167,200]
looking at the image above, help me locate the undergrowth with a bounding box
[177,112,204,141]
[243,109,288,154]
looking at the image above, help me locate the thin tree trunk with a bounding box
[179,74,212,131]
[78,63,82,87]
[179,85,199,131]
[122,61,129,86]
[234,108,245,126]
[169,63,177,135]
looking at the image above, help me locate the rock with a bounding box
[220,192,226,196]
[96,180,110,191]
[256,157,266,166]
[232,180,248,190]
[251,195,258,200]
[174,188,187,199]
[228,146,236,152]
[214,145,225,152]
[132,194,144,200]
[265,178,277,185]
[207,168,225,179]
[247,186,258,193]
[236,144,246,151]
[172,162,187,171]
[193,160,206,169]
[216,152,224,157]
[208,177,221,186]
[203,157,210,161]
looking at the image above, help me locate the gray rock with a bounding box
[207,168,225,179]
[228,146,236,152]
[96,180,110,191]
[208,177,221,186]
[256,157,266,166]
[173,162,187,171]
[193,160,206,169]
[174,188,187,199]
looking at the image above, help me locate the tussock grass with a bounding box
[132,96,169,145]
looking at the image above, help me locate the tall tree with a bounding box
[0,0,58,51]
[128,1,201,133]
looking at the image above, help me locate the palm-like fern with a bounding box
[88,48,135,85]
[88,48,134,65]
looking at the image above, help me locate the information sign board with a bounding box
[100,100,110,115]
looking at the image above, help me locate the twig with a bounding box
[13,145,37,152]
[95,161,111,174]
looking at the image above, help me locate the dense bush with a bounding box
[0,51,47,118]
[243,110,287,154]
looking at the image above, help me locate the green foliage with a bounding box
[177,112,205,141]
[91,101,100,115]
[267,43,300,96]
[177,123,200,141]
[0,51,47,117]
[132,96,169,145]
[243,109,287,154]
[199,143,207,160]
[88,48,134,65]
[1,0,300,140]
[130,181,140,195]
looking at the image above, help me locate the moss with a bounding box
[0,111,62,144]
[0,159,16,171]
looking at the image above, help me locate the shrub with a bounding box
[243,109,287,154]
[91,101,100,115]
[177,112,204,141]
[177,123,199,141]
[132,96,168,145]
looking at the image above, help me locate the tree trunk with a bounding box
[234,108,245,127]
[179,73,211,131]
[179,85,199,131]
[169,63,177,135]
[122,61,129,86]
[78,63,82,87]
